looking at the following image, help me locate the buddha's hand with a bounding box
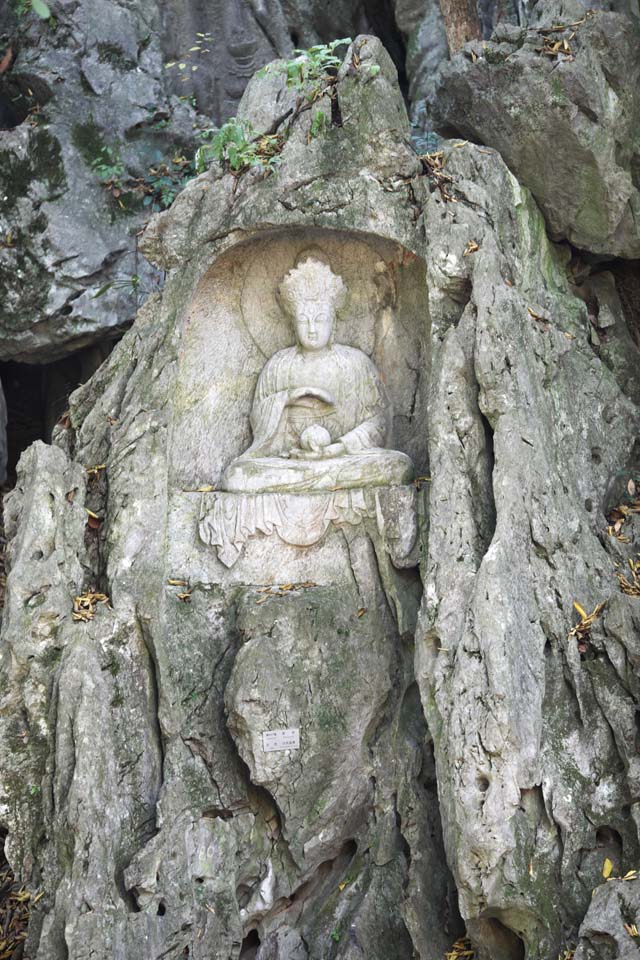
[287,387,335,408]
[291,440,347,460]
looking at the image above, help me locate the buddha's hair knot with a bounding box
[278,257,347,315]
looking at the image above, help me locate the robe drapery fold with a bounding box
[199,489,373,567]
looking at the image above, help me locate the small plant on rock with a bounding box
[90,145,125,187]
[269,38,352,91]
[143,153,194,210]
[195,118,283,175]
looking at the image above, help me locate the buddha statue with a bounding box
[221,257,413,494]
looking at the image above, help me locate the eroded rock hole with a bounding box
[476,412,497,554]
[589,932,617,959]
[478,917,525,960]
[156,900,166,916]
[0,341,114,484]
[239,928,261,959]
[477,775,490,793]
[0,74,52,129]
[595,825,623,873]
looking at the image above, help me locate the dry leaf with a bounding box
[569,600,605,648]
[86,464,106,480]
[628,479,637,497]
[445,937,476,960]
[463,240,480,256]
[72,591,110,622]
[602,857,613,879]
[414,474,432,489]
[357,608,366,618]
[528,306,550,322]
[617,555,640,597]
[254,581,316,603]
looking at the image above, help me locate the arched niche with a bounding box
[170,227,430,490]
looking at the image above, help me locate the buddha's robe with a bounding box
[222,343,413,493]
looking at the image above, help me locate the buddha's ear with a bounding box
[275,278,294,319]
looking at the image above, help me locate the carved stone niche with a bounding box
[163,229,430,868]
[169,227,429,575]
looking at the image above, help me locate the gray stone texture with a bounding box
[575,878,640,959]
[1,23,640,960]
[0,0,449,365]
[427,7,640,257]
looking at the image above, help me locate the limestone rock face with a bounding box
[0,0,447,364]
[0,1,185,361]
[575,878,640,959]
[428,6,640,257]
[1,31,640,960]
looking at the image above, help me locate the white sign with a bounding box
[262,728,300,752]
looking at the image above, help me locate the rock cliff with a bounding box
[0,8,639,960]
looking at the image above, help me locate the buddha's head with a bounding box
[279,257,347,352]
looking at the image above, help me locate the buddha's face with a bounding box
[292,297,335,351]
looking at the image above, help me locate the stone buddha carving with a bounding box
[221,257,413,494]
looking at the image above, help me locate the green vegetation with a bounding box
[194,39,366,177]
[80,38,370,198]
[13,0,51,18]
[143,154,195,210]
[90,145,125,185]
[73,120,196,213]
[92,275,142,300]
[261,38,352,91]
[195,119,283,175]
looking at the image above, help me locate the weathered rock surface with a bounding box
[0,39,457,960]
[1,29,639,960]
[575,877,640,959]
[428,6,640,257]
[0,0,448,365]
[417,136,640,958]
[0,0,192,361]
